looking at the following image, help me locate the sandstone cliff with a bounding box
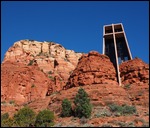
[1,61,53,105]
[120,57,149,85]
[2,40,82,92]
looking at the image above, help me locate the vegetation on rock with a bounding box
[1,107,54,127]
[35,109,54,127]
[27,60,34,66]
[61,98,72,117]
[13,106,36,127]
[60,88,92,118]
[74,88,92,118]
[108,104,136,115]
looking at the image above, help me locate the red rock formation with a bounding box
[64,51,118,89]
[1,40,149,126]
[120,58,149,85]
[3,40,82,91]
[1,61,53,105]
[119,58,149,107]
[1,40,82,115]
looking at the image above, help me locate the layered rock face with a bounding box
[3,40,82,91]
[119,58,149,107]
[1,61,53,105]
[120,58,149,85]
[65,51,118,89]
[123,83,149,107]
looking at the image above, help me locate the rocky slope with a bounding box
[1,61,53,105]
[119,58,149,107]
[1,40,149,127]
[2,40,82,92]
[47,84,131,115]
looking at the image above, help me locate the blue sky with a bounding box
[1,1,149,64]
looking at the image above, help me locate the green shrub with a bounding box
[1,118,15,127]
[124,84,131,89]
[27,60,34,66]
[116,121,135,127]
[9,100,15,104]
[74,88,92,118]
[109,104,136,115]
[48,71,53,74]
[1,101,6,104]
[121,104,136,115]
[49,76,55,81]
[1,113,9,121]
[94,108,111,117]
[119,121,128,127]
[109,104,121,112]
[61,98,72,117]
[35,109,54,127]
[127,122,135,127]
[14,106,36,127]
[113,120,135,127]
[1,113,17,127]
